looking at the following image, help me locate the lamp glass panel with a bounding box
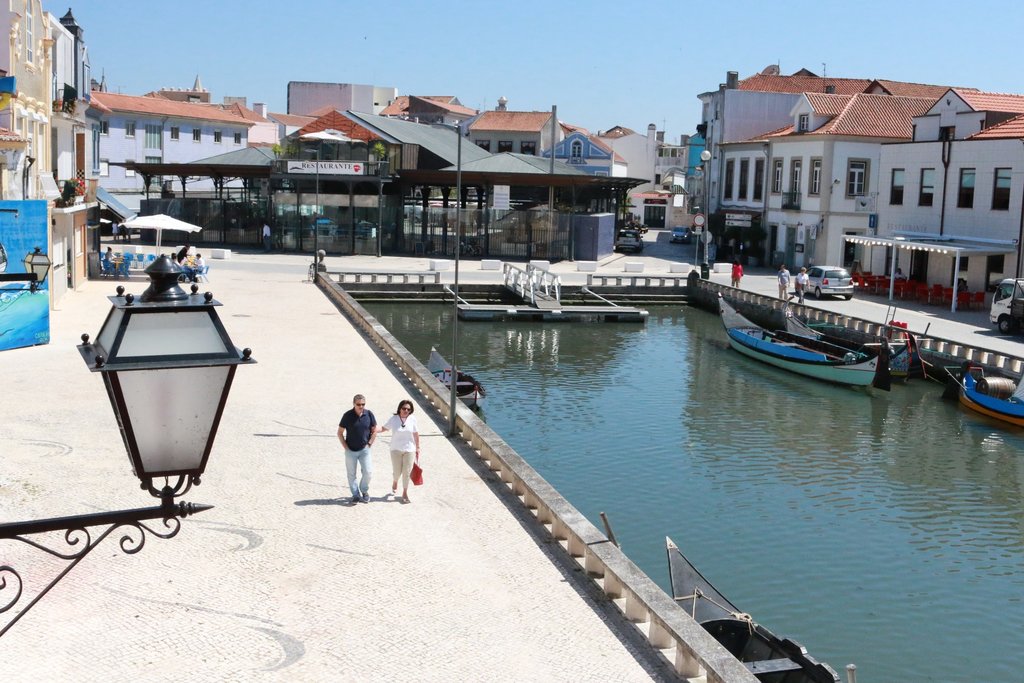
[96,307,125,357]
[117,365,231,475]
[119,311,229,358]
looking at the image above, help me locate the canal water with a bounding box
[366,303,1024,682]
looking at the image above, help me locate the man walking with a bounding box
[262,222,272,251]
[777,264,791,299]
[338,394,377,503]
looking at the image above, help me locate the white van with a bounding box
[989,278,1024,334]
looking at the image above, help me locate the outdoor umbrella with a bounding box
[122,214,203,252]
[299,129,352,143]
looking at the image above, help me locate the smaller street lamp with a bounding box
[23,247,51,292]
[699,149,712,271]
[0,256,254,637]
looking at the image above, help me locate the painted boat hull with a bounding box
[958,373,1024,427]
[427,347,486,407]
[727,327,879,387]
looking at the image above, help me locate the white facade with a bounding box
[598,124,658,189]
[875,137,1023,287]
[286,81,397,117]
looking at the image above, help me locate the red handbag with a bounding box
[410,459,424,486]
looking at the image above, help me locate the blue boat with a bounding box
[720,295,891,390]
[954,364,1024,428]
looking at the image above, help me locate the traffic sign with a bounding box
[693,213,706,227]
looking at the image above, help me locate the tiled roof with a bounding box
[738,73,872,95]
[90,91,253,125]
[295,110,381,142]
[560,122,590,135]
[470,110,552,133]
[804,94,933,138]
[221,102,269,122]
[380,96,477,118]
[953,88,1024,114]
[0,126,26,142]
[805,93,854,118]
[967,113,1024,139]
[599,125,637,138]
[868,80,970,99]
[269,112,315,127]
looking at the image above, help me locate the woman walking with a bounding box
[731,260,743,288]
[379,399,420,503]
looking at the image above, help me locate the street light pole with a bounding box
[449,122,462,437]
[314,143,320,276]
[700,149,712,268]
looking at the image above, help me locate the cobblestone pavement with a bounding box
[0,252,669,682]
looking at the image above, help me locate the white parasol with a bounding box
[300,129,352,142]
[122,214,203,252]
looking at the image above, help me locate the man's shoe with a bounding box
[351,495,361,504]
[361,492,370,503]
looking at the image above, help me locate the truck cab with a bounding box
[990,278,1024,334]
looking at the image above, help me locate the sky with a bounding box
[65,1,1024,141]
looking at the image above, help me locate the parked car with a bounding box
[670,226,692,244]
[806,265,854,300]
[615,229,644,253]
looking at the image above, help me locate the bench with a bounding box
[624,262,644,273]
[669,262,692,273]
[429,259,451,271]
[210,248,232,260]
[576,261,597,272]
[481,259,502,271]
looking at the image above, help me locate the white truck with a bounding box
[990,278,1024,334]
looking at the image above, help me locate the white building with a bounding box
[868,90,1024,292]
[286,81,397,117]
[720,92,933,269]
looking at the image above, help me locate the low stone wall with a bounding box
[317,274,756,683]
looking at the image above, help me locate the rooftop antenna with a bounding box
[822,63,828,91]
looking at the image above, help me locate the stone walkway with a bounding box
[0,253,668,681]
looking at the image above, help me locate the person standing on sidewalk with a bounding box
[777,264,791,299]
[378,399,420,504]
[262,222,272,251]
[731,260,744,288]
[795,267,809,304]
[338,394,377,503]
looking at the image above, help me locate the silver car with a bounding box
[806,265,854,300]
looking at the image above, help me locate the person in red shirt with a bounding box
[731,260,744,288]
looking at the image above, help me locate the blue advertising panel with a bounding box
[0,200,51,351]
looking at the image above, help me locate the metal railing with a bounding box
[502,262,562,305]
[781,190,801,210]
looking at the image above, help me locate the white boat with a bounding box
[428,346,486,407]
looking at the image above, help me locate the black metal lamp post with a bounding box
[22,247,51,292]
[0,256,254,636]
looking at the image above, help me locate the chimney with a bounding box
[825,85,835,94]
[496,96,508,111]
[254,102,268,118]
[726,71,739,89]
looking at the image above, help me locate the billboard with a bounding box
[0,200,50,351]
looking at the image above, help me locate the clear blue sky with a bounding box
[67,0,1022,140]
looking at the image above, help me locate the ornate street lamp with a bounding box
[22,247,51,292]
[0,256,254,636]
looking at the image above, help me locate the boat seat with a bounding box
[745,658,803,675]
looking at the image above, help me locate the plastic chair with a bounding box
[145,254,157,267]
[196,265,210,283]
[971,291,985,310]
[956,291,970,310]
[930,284,943,304]
[99,257,115,277]
[122,253,134,271]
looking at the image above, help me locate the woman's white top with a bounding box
[384,414,418,452]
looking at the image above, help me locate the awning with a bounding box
[96,187,137,221]
[843,233,1016,256]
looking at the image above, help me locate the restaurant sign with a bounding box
[286,161,365,175]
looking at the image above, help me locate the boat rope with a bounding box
[674,588,757,632]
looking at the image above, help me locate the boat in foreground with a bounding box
[427,346,487,407]
[949,363,1024,427]
[666,537,840,683]
[719,295,890,390]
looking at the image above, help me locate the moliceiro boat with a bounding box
[950,363,1024,428]
[784,311,924,380]
[719,295,891,390]
[428,346,486,408]
[666,537,841,683]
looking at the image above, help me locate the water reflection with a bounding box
[367,302,1024,681]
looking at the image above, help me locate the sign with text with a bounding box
[286,161,364,175]
[725,212,752,227]
[492,184,510,210]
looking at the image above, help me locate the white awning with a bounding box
[843,234,1016,256]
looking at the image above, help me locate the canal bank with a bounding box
[0,252,712,681]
